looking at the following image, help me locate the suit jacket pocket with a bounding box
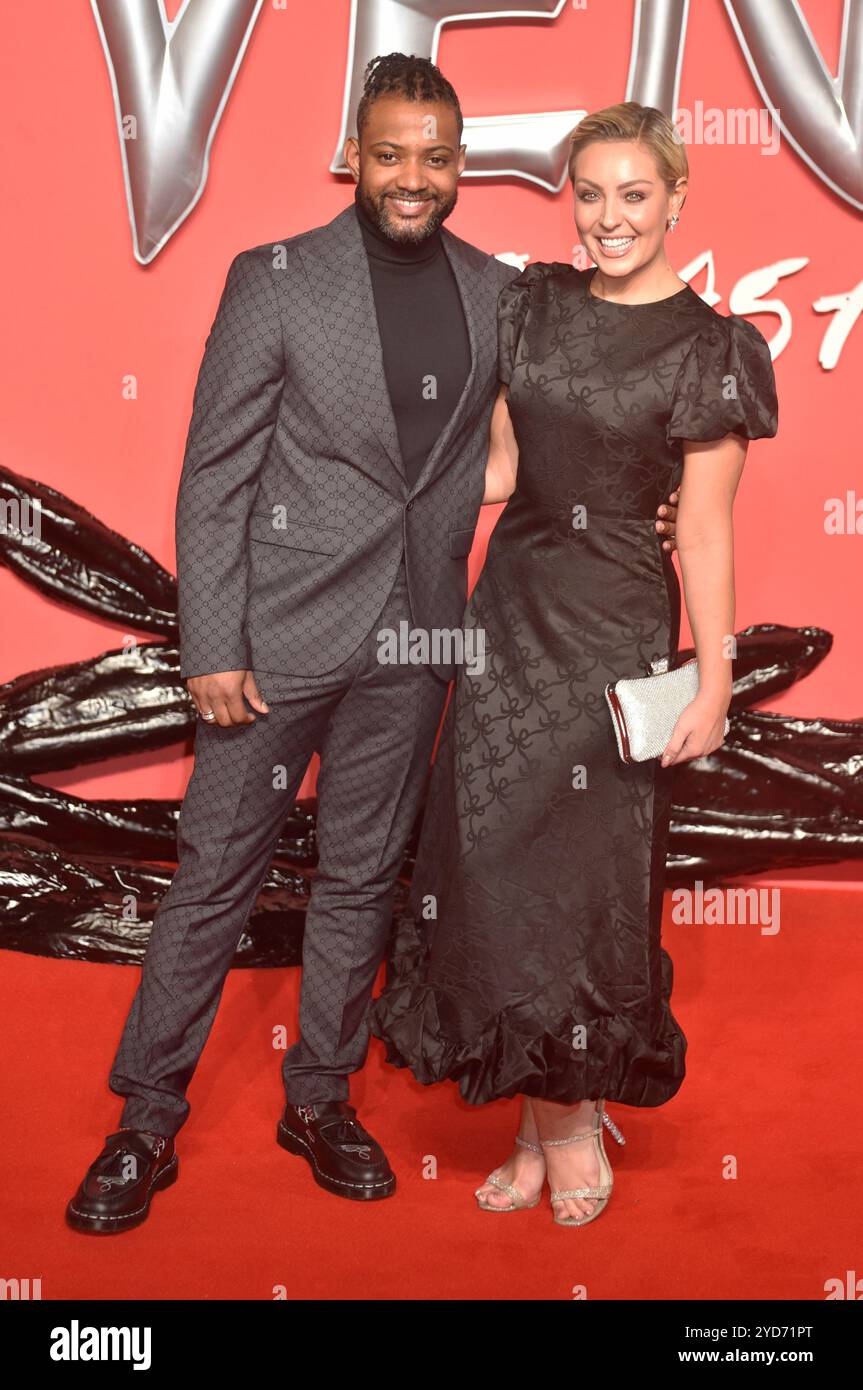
[449,527,476,558]
[248,512,344,554]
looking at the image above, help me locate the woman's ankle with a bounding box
[517,1096,541,1144]
[532,1096,598,1140]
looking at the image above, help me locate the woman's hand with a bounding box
[660,692,729,766]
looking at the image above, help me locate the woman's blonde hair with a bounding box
[567,101,688,207]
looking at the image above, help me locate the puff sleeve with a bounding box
[497,261,569,385]
[497,269,532,386]
[666,315,778,447]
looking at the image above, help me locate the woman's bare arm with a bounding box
[482,384,519,505]
[662,432,748,765]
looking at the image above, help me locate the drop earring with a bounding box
[668,213,680,232]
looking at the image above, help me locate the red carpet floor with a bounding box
[1,884,859,1301]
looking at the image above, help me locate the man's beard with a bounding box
[357,182,458,244]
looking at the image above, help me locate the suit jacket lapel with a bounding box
[406,227,484,500]
[297,202,488,497]
[298,204,407,488]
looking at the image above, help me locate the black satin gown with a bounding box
[368,262,779,1107]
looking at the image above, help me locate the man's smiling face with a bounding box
[345,96,466,244]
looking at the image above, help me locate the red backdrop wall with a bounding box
[2,2,859,880]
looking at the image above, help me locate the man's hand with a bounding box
[656,489,679,552]
[186,670,269,727]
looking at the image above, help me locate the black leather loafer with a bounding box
[277,1101,396,1201]
[65,1129,178,1234]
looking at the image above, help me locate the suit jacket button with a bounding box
[406,500,414,510]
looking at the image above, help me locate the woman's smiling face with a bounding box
[571,139,686,279]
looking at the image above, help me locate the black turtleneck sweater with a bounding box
[353,188,471,490]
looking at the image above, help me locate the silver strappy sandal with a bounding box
[540,1098,626,1228]
[474,1134,544,1213]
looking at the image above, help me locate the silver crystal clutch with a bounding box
[604,657,730,764]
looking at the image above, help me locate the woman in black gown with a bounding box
[368,102,778,1226]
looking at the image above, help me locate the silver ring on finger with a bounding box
[200,709,216,722]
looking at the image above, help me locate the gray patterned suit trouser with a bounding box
[108,557,449,1137]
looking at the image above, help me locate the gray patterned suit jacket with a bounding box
[175,202,519,684]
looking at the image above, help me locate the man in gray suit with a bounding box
[67,54,678,1231]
